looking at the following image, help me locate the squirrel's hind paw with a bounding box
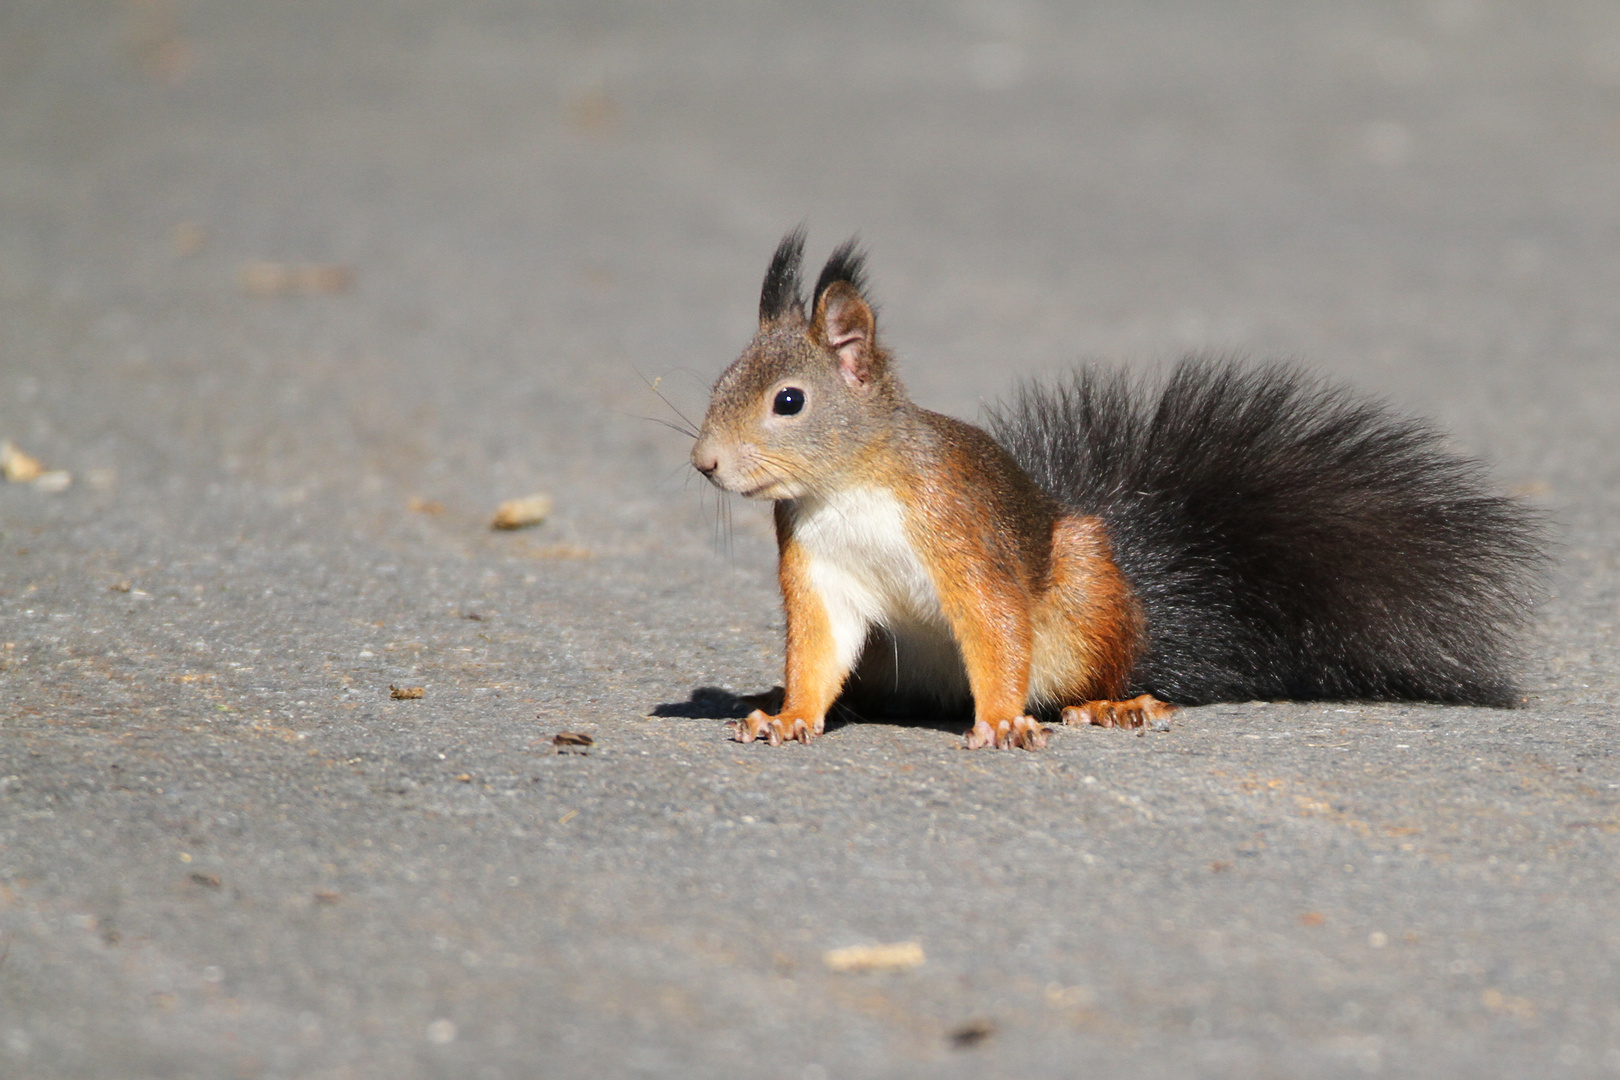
[732,709,820,746]
[1061,695,1178,730]
[966,715,1050,751]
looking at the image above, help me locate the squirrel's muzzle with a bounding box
[691,438,722,483]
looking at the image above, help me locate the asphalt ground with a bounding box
[2,2,1619,1077]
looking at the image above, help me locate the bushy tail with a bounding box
[987,358,1548,706]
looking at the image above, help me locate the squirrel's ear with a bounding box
[811,280,879,387]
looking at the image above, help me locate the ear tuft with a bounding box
[759,227,808,327]
[811,237,868,312]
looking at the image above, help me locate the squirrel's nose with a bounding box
[692,445,720,478]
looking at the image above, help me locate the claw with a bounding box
[732,708,769,744]
[733,709,819,747]
[1008,715,1049,750]
[966,715,1049,750]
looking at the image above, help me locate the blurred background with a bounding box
[4,1,1619,533]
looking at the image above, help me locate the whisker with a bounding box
[751,454,805,487]
[724,489,737,564]
[635,367,703,435]
[632,412,701,440]
[660,460,694,488]
[891,629,901,696]
[829,698,867,727]
[671,367,717,393]
[709,487,724,554]
[757,455,852,526]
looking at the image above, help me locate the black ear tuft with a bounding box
[759,227,808,325]
[812,237,868,311]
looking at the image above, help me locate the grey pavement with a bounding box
[2,2,1620,1077]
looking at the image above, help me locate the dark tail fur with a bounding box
[986,358,1547,707]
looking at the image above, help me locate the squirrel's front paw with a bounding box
[965,715,1050,750]
[732,709,821,746]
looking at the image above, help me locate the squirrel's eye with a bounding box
[772,387,805,416]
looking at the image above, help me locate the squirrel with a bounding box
[690,230,1547,750]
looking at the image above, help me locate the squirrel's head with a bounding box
[692,230,905,500]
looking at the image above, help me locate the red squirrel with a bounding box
[690,231,1545,750]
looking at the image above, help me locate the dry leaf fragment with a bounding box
[0,443,69,491]
[553,732,593,754]
[823,941,925,973]
[239,261,355,297]
[0,441,43,483]
[390,685,425,700]
[492,493,553,530]
[949,1019,997,1048]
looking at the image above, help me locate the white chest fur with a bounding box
[786,487,965,696]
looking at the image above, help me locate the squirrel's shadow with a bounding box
[648,686,763,720]
[650,686,970,738]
